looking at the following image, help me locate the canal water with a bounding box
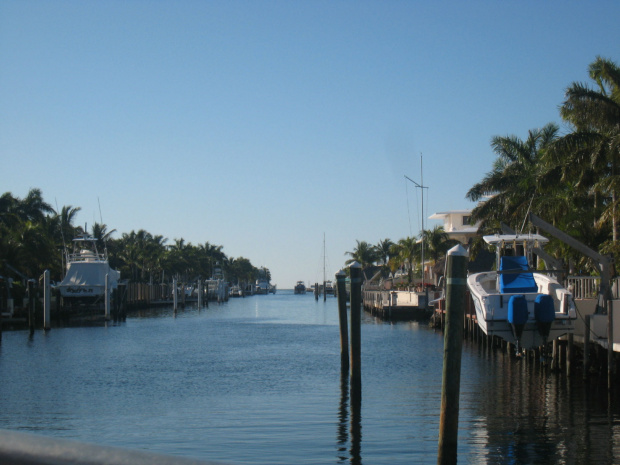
[1,290,620,464]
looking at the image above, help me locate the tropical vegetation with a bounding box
[467,56,619,273]
[0,189,267,290]
[347,56,619,280]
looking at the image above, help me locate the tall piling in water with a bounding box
[27,279,35,335]
[437,244,468,465]
[173,278,178,313]
[349,262,362,384]
[43,270,51,330]
[336,270,349,373]
[104,273,110,321]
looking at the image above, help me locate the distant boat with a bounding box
[57,232,120,304]
[467,234,577,352]
[294,281,306,294]
[229,286,243,297]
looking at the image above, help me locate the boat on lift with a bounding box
[57,232,120,304]
[467,233,576,352]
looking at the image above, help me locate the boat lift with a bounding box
[527,213,615,385]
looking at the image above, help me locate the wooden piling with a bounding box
[551,339,558,371]
[43,270,51,330]
[567,333,573,377]
[104,273,110,321]
[28,279,35,335]
[607,297,614,390]
[349,262,362,384]
[336,270,349,373]
[173,278,178,313]
[437,244,468,465]
[584,315,590,380]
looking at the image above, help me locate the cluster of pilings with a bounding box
[430,287,620,383]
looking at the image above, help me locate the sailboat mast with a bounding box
[323,233,327,302]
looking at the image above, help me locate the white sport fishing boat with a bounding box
[57,232,120,302]
[467,234,576,352]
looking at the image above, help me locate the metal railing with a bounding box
[0,429,229,465]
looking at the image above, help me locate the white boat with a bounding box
[57,232,120,301]
[467,234,576,352]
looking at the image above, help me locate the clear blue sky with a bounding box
[1,1,618,288]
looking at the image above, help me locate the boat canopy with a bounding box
[59,262,120,289]
[499,256,538,293]
[483,234,549,246]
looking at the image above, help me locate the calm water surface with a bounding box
[1,291,620,464]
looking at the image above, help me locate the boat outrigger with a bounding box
[467,233,577,353]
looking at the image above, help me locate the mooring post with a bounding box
[349,262,362,384]
[173,278,178,313]
[28,279,35,335]
[551,339,558,371]
[437,244,468,465]
[336,270,350,373]
[43,270,51,330]
[197,280,202,308]
[567,333,573,377]
[583,315,590,380]
[607,296,614,390]
[104,273,110,321]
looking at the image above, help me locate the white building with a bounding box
[428,209,480,245]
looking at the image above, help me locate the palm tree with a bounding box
[553,56,620,241]
[18,188,54,224]
[394,236,420,285]
[374,238,395,266]
[91,222,116,252]
[345,240,377,269]
[466,123,560,230]
[421,225,458,265]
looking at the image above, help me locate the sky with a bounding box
[1,1,618,289]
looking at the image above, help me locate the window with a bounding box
[462,216,470,226]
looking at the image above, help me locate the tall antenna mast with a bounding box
[404,154,429,285]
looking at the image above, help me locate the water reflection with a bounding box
[337,371,362,464]
[462,346,620,464]
[337,372,349,463]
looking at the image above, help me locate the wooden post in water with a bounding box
[567,333,573,377]
[197,280,202,308]
[584,315,590,380]
[437,244,468,465]
[104,273,110,321]
[607,296,614,390]
[28,279,35,335]
[551,339,558,371]
[349,262,362,384]
[173,278,178,313]
[336,270,349,373]
[43,270,51,330]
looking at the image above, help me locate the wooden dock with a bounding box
[363,289,440,320]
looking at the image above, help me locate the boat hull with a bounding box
[468,271,576,350]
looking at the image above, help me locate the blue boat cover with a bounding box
[535,294,555,323]
[508,295,528,325]
[499,256,538,293]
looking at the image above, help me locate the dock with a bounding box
[363,288,440,320]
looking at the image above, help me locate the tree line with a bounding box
[0,189,269,288]
[344,226,459,285]
[347,56,619,278]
